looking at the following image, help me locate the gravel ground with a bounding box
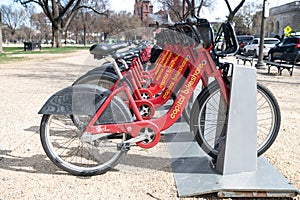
[0,50,299,199]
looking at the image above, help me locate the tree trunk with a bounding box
[0,13,3,53]
[0,27,3,53]
[0,12,3,54]
[83,25,87,46]
[51,0,63,48]
[52,24,63,48]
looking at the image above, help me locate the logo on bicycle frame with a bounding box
[170,61,206,119]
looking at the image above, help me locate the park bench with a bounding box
[264,53,299,76]
[264,60,294,76]
[235,55,254,66]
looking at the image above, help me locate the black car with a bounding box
[268,35,300,63]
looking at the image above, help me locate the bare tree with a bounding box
[156,0,186,21]
[95,11,142,42]
[31,12,52,43]
[0,4,27,42]
[22,5,36,41]
[224,0,246,22]
[156,0,213,22]
[159,0,243,23]
[15,0,108,47]
[234,2,262,34]
[68,13,84,44]
[79,8,97,45]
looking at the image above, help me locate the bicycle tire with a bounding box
[40,114,124,175]
[73,72,118,88]
[40,95,133,175]
[190,81,281,159]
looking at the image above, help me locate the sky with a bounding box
[0,0,296,21]
[110,0,297,21]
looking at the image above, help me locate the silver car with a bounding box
[243,38,280,57]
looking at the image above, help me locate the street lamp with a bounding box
[255,0,268,69]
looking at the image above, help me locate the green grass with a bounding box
[0,52,26,63]
[0,46,90,63]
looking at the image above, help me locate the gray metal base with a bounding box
[164,123,300,198]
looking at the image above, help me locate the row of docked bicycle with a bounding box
[38,17,281,176]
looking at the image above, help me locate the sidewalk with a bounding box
[0,52,299,199]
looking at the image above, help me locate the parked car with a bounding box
[243,38,280,57]
[61,39,76,44]
[236,35,254,54]
[268,35,300,63]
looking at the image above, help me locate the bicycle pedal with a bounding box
[117,143,130,151]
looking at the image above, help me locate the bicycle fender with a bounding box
[87,62,116,75]
[38,84,110,115]
[72,70,118,86]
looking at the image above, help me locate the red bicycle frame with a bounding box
[83,45,229,149]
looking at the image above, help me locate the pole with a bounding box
[255,0,267,69]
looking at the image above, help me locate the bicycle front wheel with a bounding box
[40,114,126,176]
[190,81,281,159]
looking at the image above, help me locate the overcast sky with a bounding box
[0,0,297,21]
[110,0,297,21]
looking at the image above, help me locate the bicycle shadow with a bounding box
[0,131,213,177]
[0,147,203,176]
[0,125,179,176]
[0,153,66,175]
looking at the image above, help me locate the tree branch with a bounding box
[63,1,82,30]
[77,5,108,16]
[16,0,40,5]
[224,0,232,13]
[227,0,246,21]
[197,0,204,17]
[59,0,78,18]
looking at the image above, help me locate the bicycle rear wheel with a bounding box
[190,81,281,159]
[40,114,127,176]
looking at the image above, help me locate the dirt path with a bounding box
[0,51,299,199]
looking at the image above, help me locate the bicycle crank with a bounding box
[118,122,161,150]
[117,133,149,152]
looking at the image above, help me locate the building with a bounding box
[267,1,300,37]
[134,0,154,22]
[252,1,300,38]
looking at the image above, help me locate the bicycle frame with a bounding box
[106,43,212,112]
[83,45,229,149]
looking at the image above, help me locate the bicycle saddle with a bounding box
[90,43,128,59]
[113,48,141,59]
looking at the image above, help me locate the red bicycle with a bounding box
[38,20,281,176]
[74,21,281,156]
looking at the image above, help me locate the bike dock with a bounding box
[165,65,300,198]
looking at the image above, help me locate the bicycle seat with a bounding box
[113,48,139,59]
[90,43,128,59]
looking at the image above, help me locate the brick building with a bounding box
[252,1,300,37]
[134,0,154,22]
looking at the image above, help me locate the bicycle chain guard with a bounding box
[131,121,161,149]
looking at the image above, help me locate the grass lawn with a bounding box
[0,46,90,64]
